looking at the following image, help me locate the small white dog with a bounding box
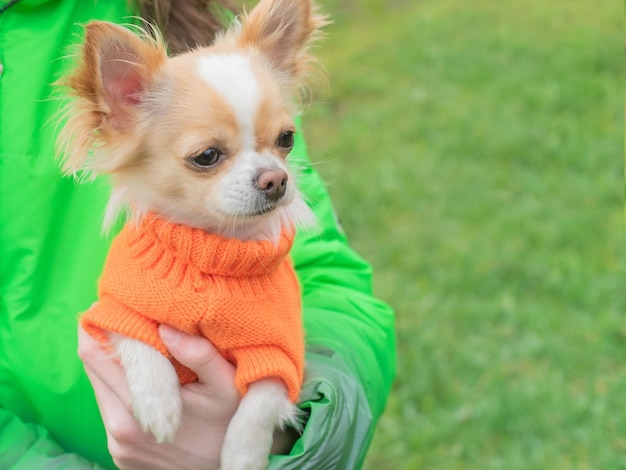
[58,0,327,468]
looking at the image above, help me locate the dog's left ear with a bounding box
[237,0,328,82]
[59,21,167,176]
[78,21,167,132]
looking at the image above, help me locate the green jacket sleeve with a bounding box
[269,124,397,469]
[0,408,105,470]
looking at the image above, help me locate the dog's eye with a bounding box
[189,148,222,168]
[277,131,295,150]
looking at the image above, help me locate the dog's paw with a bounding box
[220,393,274,470]
[221,378,297,470]
[132,388,182,443]
[112,334,183,442]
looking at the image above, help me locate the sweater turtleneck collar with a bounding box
[127,215,294,277]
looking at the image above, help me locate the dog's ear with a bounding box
[237,0,329,82]
[77,21,165,131]
[59,21,166,175]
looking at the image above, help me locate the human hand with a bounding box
[78,325,240,470]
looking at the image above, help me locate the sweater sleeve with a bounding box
[0,408,105,470]
[268,119,397,469]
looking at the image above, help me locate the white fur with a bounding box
[221,378,300,470]
[220,151,289,215]
[110,334,182,443]
[197,53,259,150]
[214,150,289,241]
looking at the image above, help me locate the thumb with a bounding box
[159,324,236,387]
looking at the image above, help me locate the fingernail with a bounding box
[159,324,182,344]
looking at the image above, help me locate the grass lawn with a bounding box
[301,0,623,468]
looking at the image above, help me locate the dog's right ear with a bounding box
[59,21,166,175]
[235,0,328,90]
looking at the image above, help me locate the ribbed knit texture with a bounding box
[81,215,304,402]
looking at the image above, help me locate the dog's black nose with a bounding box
[256,169,288,202]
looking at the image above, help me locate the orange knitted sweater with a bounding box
[81,215,304,403]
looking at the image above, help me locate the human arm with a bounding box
[0,123,392,470]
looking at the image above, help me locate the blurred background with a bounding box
[297,0,622,469]
[239,0,622,467]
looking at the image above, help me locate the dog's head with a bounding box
[59,0,327,241]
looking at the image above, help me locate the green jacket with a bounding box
[0,1,396,469]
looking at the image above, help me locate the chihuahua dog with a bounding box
[58,0,326,468]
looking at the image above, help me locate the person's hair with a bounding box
[137,0,236,54]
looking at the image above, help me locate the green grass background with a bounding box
[298,0,623,468]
